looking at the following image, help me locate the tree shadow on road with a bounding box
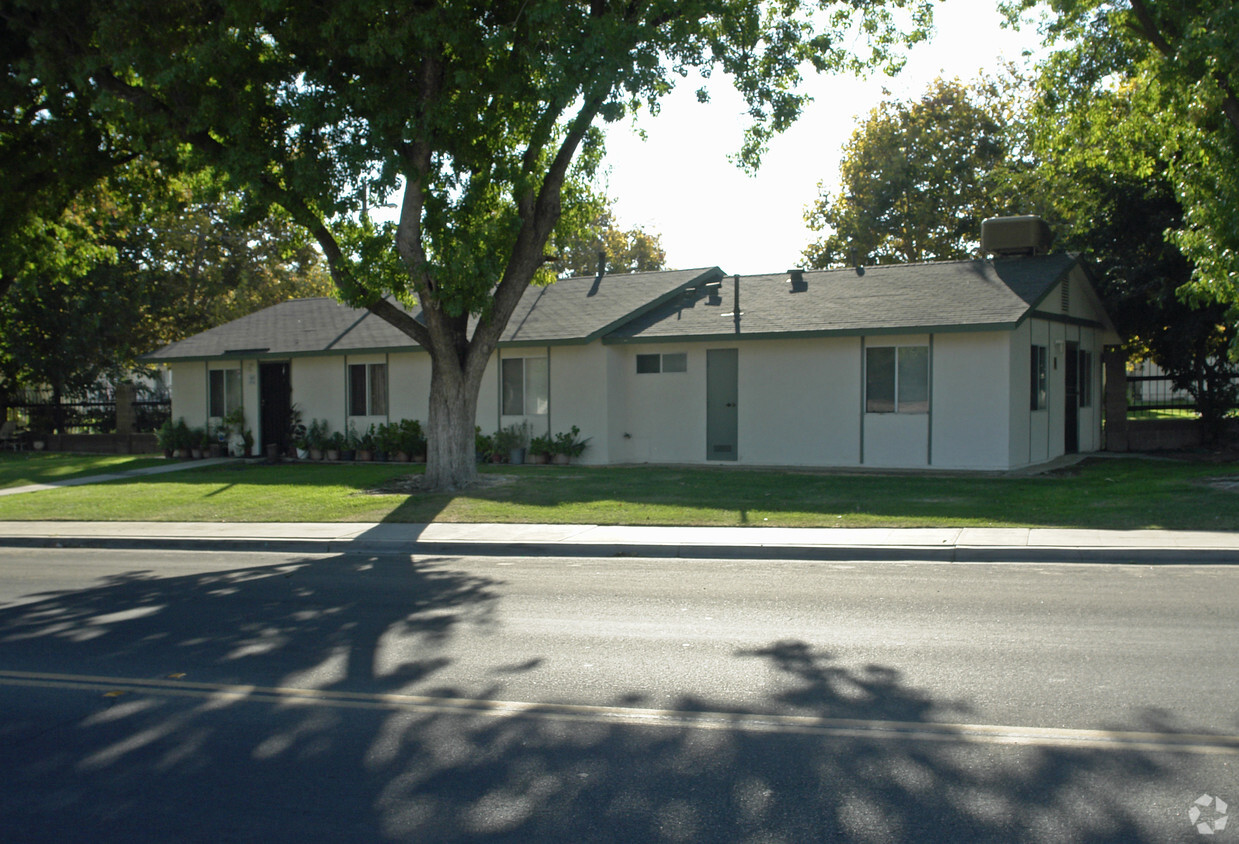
[0,553,1221,842]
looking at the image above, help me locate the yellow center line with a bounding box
[2,669,1236,755]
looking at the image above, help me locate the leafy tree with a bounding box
[801,77,1018,267]
[0,162,333,430]
[551,197,667,277]
[5,0,933,489]
[1003,0,1239,346]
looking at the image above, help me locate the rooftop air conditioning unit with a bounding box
[981,215,1053,256]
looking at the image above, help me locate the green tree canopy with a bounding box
[7,0,934,488]
[551,196,667,277]
[801,77,1018,267]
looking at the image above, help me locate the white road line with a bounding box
[2,669,1236,755]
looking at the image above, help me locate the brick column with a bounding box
[1102,345,1128,452]
[115,383,137,434]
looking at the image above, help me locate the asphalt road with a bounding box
[0,547,1235,843]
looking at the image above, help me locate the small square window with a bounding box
[636,354,661,374]
[662,353,687,373]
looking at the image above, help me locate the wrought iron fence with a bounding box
[5,383,171,434]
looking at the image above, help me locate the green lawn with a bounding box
[0,454,1236,531]
[0,453,167,490]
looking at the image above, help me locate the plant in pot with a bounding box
[474,428,494,464]
[397,419,426,462]
[287,403,306,458]
[355,423,376,461]
[156,418,176,458]
[325,431,344,461]
[551,425,589,465]
[306,419,329,460]
[170,418,193,458]
[242,428,255,457]
[496,421,530,465]
[341,422,359,461]
[221,407,247,456]
[189,426,208,459]
[374,422,400,462]
[528,433,553,465]
[207,423,224,458]
[488,428,510,463]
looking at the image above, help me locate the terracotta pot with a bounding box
[553,453,570,465]
[356,449,372,462]
[325,449,340,461]
[394,451,411,463]
[310,448,323,461]
[529,453,549,465]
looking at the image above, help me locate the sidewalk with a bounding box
[0,520,1235,563]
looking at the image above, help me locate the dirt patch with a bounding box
[362,473,517,495]
[1203,476,1239,493]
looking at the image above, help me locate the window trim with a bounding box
[208,367,242,419]
[501,356,549,416]
[1030,345,1048,411]
[348,362,388,417]
[636,352,688,375]
[865,345,929,414]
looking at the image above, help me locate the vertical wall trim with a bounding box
[859,336,866,465]
[545,346,552,437]
[203,361,209,424]
[927,334,934,466]
[385,353,391,423]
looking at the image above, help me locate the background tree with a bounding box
[551,196,667,277]
[800,77,1018,267]
[1003,0,1239,344]
[0,162,333,431]
[5,0,933,489]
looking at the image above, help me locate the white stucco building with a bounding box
[147,245,1118,471]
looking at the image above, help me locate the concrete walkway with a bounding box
[0,457,235,497]
[0,520,1235,564]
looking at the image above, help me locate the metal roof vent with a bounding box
[787,268,807,292]
[981,216,1053,257]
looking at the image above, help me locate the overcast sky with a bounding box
[600,0,1048,274]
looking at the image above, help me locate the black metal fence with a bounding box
[5,384,171,434]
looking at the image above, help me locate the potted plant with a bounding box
[325,431,344,461]
[307,419,329,460]
[341,422,358,461]
[207,423,224,458]
[287,403,306,458]
[355,423,377,461]
[170,418,192,458]
[495,421,530,465]
[189,426,207,459]
[242,428,255,457]
[156,418,176,458]
[528,433,553,465]
[222,407,248,456]
[475,428,494,463]
[375,422,401,462]
[407,419,428,462]
[551,425,589,465]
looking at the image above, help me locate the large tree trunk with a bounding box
[422,351,483,491]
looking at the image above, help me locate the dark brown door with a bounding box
[259,362,292,453]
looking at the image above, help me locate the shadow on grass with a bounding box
[0,550,1218,841]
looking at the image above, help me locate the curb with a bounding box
[1,534,1235,564]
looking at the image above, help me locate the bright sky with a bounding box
[600,0,1047,274]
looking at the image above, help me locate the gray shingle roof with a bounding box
[145,267,724,361]
[604,254,1084,343]
[145,257,1102,361]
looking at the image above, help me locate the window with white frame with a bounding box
[636,352,687,374]
[1030,345,1048,410]
[865,346,929,413]
[348,363,388,416]
[501,357,548,415]
[208,367,242,418]
[1078,349,1093,407]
